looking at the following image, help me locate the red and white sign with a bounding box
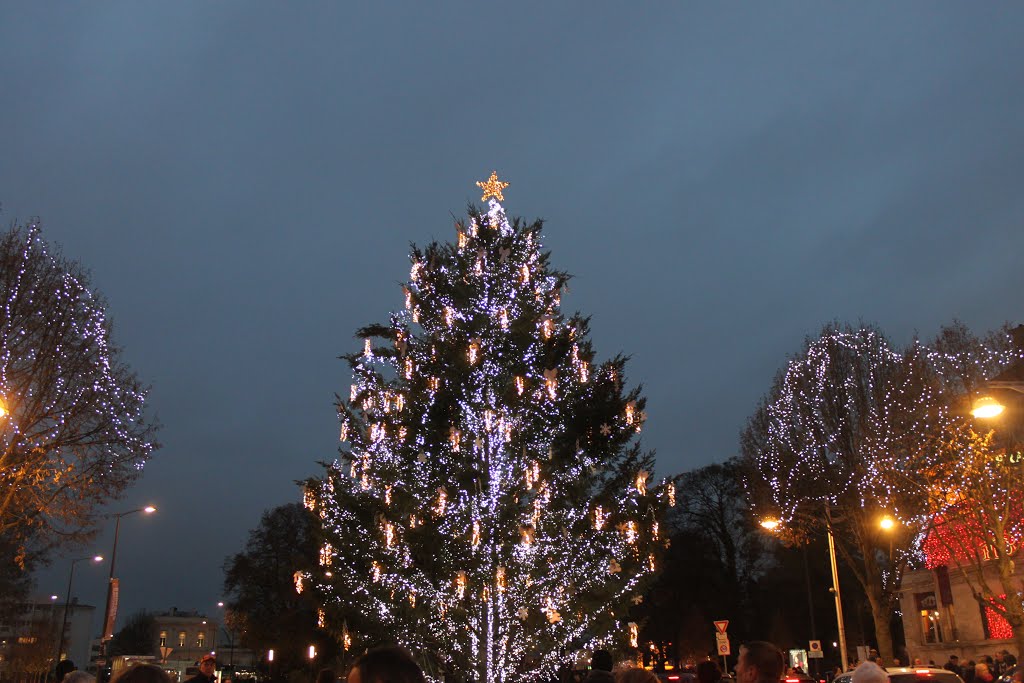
[716,633,731,656]
[714,620,729,634]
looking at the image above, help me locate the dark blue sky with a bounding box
[4,3,1024,633]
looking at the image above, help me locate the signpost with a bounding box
[808,641,823,659]
[714,621,731,674]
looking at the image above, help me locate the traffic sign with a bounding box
[716,633,731,656]
[808,641,823,659]
[714,620,729,634]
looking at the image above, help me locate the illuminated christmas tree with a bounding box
[301,174,671,683]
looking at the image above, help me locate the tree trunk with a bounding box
[859,531,895,665]
[996,558,1024,659]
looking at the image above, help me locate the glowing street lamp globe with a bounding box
[971,395,1005,419]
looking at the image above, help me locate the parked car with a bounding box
[657,670,697,683]
[834,667,965,683]
[782,672,820,683]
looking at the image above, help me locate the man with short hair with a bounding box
[186,654,217,683]
[584,650,614,683]
[943,655,962,678]
[735,642,784,683]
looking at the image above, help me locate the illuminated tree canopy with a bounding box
[0,221,159,566]
[303,192,670,683]
[880,322,1024,654]
[741,323,940,663]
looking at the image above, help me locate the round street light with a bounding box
[879,516,896,531]
[971,395,1005,419]
[759,518,781,531]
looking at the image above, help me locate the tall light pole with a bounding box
[761,515,849,672]
[57,555,103,669]
[99,506,156,679]
[217,601,236,670]
[823,507,849,672]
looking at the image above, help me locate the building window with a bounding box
[197,632,205,648]
[159,631,167,648]
[915,592,943,643]
[178,632,186,647]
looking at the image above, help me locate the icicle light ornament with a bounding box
[305,172,667,683]
[635,471,648,496]
[544,368,558,399]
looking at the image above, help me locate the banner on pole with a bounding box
[103,579,119,640]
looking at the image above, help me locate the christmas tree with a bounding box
[301,173,671,683]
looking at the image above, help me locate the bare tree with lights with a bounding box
[301,175,671,683]
[741,323,941,665]
[877,322,1024,656]
[0,221,159,568]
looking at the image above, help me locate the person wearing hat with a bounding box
[187,654,217,683]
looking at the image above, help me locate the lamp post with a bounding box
[99,506,156,681]
[761,515,849,672]
[56,555,103,668]
[217,601,236,670]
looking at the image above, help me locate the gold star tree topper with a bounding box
[476,171,510,202]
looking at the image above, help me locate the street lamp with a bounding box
[216,601,236,669]
[100,506,156,644]
[56,555,103,667]
[761,514,849,672]
[971,395,1005,419]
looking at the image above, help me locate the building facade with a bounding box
[149,609,219,681]
[0,596,96,681]
[900,563,1021,663]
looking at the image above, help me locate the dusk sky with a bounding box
[4,3,1024,636]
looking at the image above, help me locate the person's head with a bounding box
[65,672,95,683]
[893,660,901,667]
[198,654,216,677]
[110,664,173,683]
[852,662,888,683]
[591,651,614,673]
[950,656,960,663]
[736,642,784,683]
[976,663,990,675]
[347,646,425,683]
[317,669,337,683]
[56,660,77,682]
[996,652,1007,663]
[696,660,722,683]
[615,668,657,683]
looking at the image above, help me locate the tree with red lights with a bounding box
[881,322,1024,654]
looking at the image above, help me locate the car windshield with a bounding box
[890,674,962,683]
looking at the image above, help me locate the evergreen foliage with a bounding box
[304,195,670,683]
